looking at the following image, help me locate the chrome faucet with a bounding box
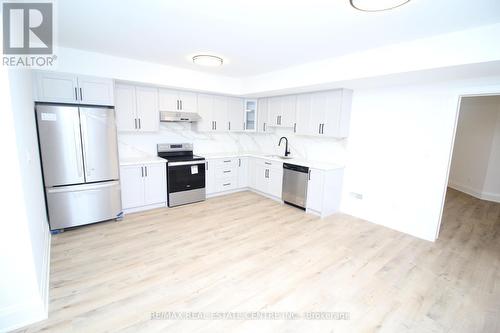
[279,137,291,157]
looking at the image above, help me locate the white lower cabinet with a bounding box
[306,168,344,217]
[237,157,249,188]
[251,159,283,199]
[120,163,166,211]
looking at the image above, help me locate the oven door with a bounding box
[167,160,206,207]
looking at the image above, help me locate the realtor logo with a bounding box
[2,1,56,67]
[3,2,53,54]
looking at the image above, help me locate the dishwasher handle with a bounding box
[283,163,309,173]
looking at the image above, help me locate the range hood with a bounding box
[160,111,201,122]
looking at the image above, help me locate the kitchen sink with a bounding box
[265,154,294,160]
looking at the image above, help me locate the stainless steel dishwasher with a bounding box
[282,163,309,210]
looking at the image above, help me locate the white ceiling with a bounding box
[58,0,500,78]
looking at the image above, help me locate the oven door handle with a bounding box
[168,160,206,167]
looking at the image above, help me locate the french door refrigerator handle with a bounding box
[73,117,84,177]
[80,110,91,177]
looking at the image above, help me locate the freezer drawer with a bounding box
[46,181,122,230]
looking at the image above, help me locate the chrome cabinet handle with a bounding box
[238,158,241,167]
[223,160,231,163]
[145,166,148,177]
[228,121,231,131]
[223,183,231,186]
[134,118,137,129]
[223,170,231,173]
[74,87,78,101]
[138,118,141,129]
[308,170,311,180]
[265,162,272,165]
[205,161,208,170]
[80,88,83,101]
[319,123,321,134]
[264,122,266,132]
[294,123,296,133]
[180,100,183,110]
[141,166,144,177]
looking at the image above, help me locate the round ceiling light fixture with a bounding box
[350,0,410,12]
[192,55,224,67]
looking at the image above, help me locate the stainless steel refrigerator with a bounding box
[35,104,122,231]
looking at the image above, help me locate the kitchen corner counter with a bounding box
[119,156,167,166]
[201,152,344,171]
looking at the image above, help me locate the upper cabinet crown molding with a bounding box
[33,71,114,106]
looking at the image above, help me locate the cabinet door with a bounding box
[35,71,78,103]
[310,91,328,135]
[178,91,198,113]
[306,168,324,212]
[280,95,297,128]
[248,158,257,188]
[295,94,312,135]
[267,167,283,198]
[205,160,216,195]
[196,94,214,132]
[227,97,245,131]
[158,89,179,111]
[136,86,159,132]
[257,99,270,133]
[244,100,257,131]
[114,84,137,132]
[237,157,249,188]
[143,164,167,205]
[254,164,268,194]
[268,97,282,126]
[120,165,145,209]
[77,76,114,106]
[322,89,352,138]
[212,95,228,131]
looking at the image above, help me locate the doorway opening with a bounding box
[439,95,500,241]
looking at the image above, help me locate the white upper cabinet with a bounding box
[159,88,198,113]
[115,83,159,132]
[257,98,271,133]
[196,94,244,132]
[295,89,353,138]
[244,100,257,131]
[34,71,114,106]
[212,95,228,131]
[135,86,159,132]
[295,94,312,135]
[77,76,114,106]
[227,97,245,131]
[268,95,296,128]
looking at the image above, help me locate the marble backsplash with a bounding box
[118,122,347,165]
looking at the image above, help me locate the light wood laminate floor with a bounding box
[16,189,500,333]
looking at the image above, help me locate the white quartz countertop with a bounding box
[201,152,344,171]
[119,156,167,166]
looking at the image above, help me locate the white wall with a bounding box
[0,69,50,331]
[341,77,500,241]
[448,96,500,202]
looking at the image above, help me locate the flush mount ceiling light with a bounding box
[350,0,410,12]
[192,55,224,67]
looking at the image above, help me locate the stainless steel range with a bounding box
[157,143,206,207]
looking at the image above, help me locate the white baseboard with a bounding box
[448,182,500,203]
[39,227,51,314]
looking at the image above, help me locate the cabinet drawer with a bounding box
[215,178,238,192]
[215,166,237,179]
[211,158,239,169]
[255,158,282,169]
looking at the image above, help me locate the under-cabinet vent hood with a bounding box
[160,111,201,122]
